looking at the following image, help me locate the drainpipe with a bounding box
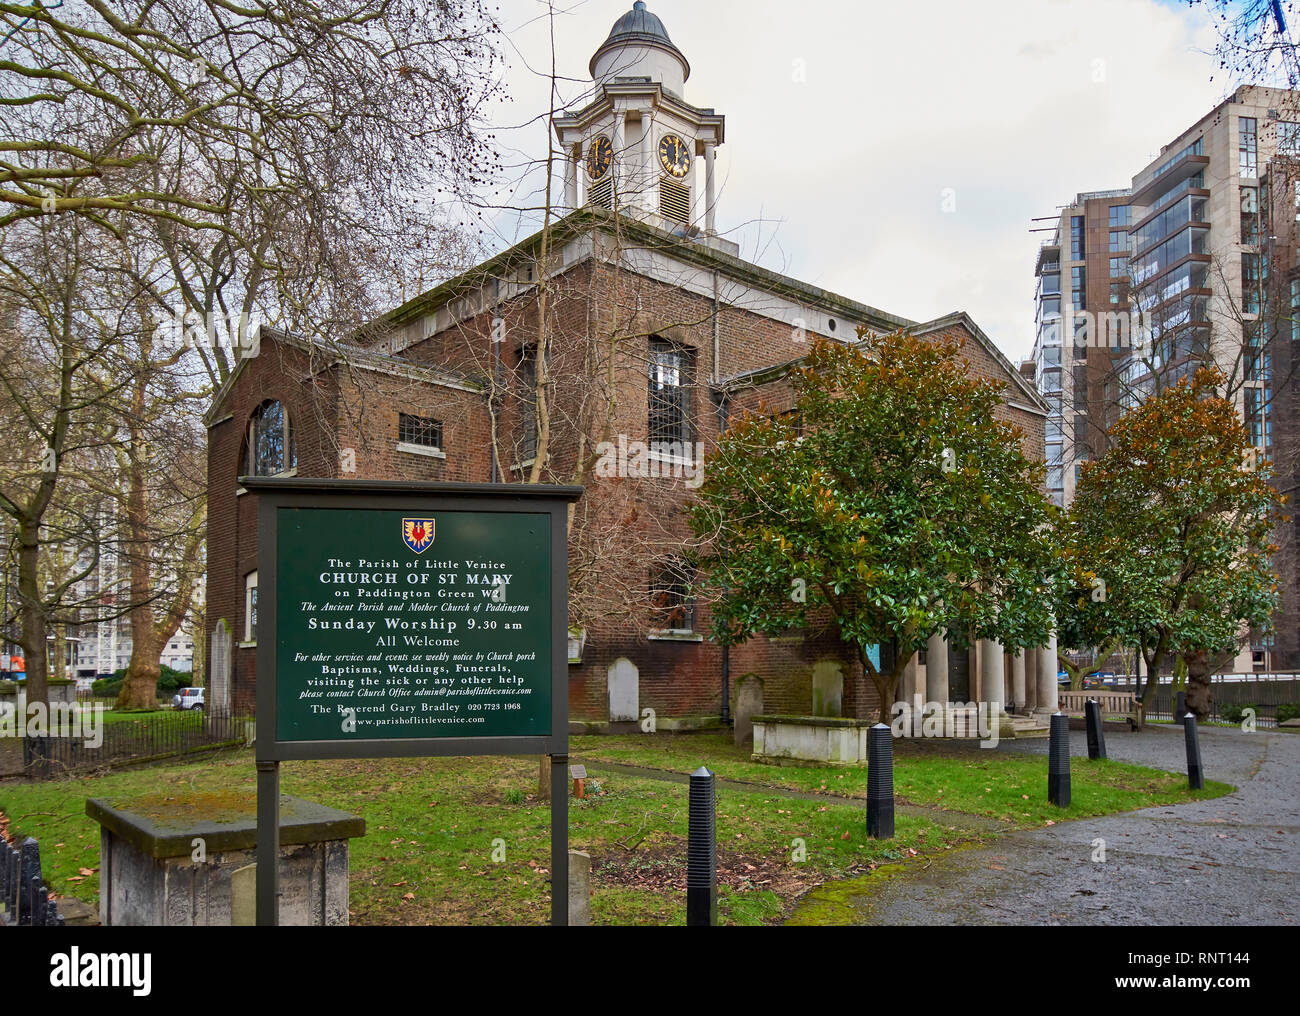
[712,268,720,383]
[490,278,501,483]
[721,642,731,727]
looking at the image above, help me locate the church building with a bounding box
[204,3,1058,736]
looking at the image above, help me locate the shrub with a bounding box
[1276,702,1300,724]
[1220,703,1255,724]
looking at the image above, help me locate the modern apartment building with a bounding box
[1032,189,1135,508]
[1033,85,1300,671]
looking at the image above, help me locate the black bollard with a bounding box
[1085,699,1107,760]
[686,766,717,927]
[1184,713,1205,790]
[1175,691,1187,726]
[866,723,895,839]
[1048,712,1071,807]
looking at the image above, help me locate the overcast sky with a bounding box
[479,0,1233,364]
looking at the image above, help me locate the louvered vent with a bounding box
[588,176,613,210]
[660,178,691,225]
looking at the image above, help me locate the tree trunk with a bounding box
[537,755,551,801]
[16,517,47,708]
[1184,650,1214,721]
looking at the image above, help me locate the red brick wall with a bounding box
[207,250,1045,726]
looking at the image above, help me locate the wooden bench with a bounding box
[1057,689,1145,731]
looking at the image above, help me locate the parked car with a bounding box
[1083,671,1117,689]
[172,687,205,711]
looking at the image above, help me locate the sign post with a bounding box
[248,478,582,927]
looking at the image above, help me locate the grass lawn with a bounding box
[0,733,1231,926]
[572,732,1231,824]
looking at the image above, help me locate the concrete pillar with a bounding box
[1035,630,1059,716]
[926,631,948,705]
[704,141,717,234]
[1010,650,1027,714]
[1024,648,1038,713]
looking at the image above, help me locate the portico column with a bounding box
[704,141,717,234]
[637,110,654,212]
[1035,630,1059,716]
[611,112,625,204]
[1010,650,1027,714]
[563,144,579,210]
[901,652,920,736]
[1024,648,1038,713]
[926,631,948,706]
[979,639,1006,712]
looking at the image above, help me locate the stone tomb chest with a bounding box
[87,793,364,926]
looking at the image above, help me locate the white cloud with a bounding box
[484,0,1227,363]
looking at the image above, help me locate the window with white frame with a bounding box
[244,571,258,644]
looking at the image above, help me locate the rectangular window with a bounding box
[1070,215,1085,260]
[1109,282,1124,305]
[1242,253,1265,314]
[1109,257,1128,277]
[650,558,695,631]
[1108,205,1131,227]
[1292,278,1300,341]
[1279,121,1300,154]
[1109,230,1128,253]
[649,338,692,450]
[398,413,443,450]
[1241,185,1260,244]
[244,572,258,644]
[517,347,539,462]
[1240,116,1258,178]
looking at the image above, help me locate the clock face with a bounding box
[658,133,691,178]
[586,135,612,180]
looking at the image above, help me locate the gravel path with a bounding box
[790,725,1298,925]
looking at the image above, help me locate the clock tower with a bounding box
[553,2,725,237]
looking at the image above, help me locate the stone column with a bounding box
[563,144,579,210]
[979,640,1006,711]
[1024,647,1038,713]
[704,141,717,234]
[901,652,920,736]
[611,112,625,205]
[637,110,654,212]
[926,631,948,707]
[690,143,704,228]
[1035,630,1059,716]
[1010,650,1027,715]
[980,639,1014,739]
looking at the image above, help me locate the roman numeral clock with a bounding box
[658,132,691,178]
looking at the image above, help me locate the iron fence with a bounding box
[3,708,252,778]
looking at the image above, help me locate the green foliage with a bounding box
[503,787,525,805]
[92,664,192,698]
[1276,703,1299,724]
[1220,703,1255,724]
[1059,368,1284,673]
[691,333,1060,714]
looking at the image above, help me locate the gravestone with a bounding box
[210,619,231,714]
[811,661,843,717]
[608,657,639,723]
[733,674,763,747]
[568,850,592,926]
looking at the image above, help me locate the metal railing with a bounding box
[3,708,252,779]
[0,836,63,926]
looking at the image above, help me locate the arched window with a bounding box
[241,400,296,477]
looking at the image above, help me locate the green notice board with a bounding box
[273,507,552,743]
